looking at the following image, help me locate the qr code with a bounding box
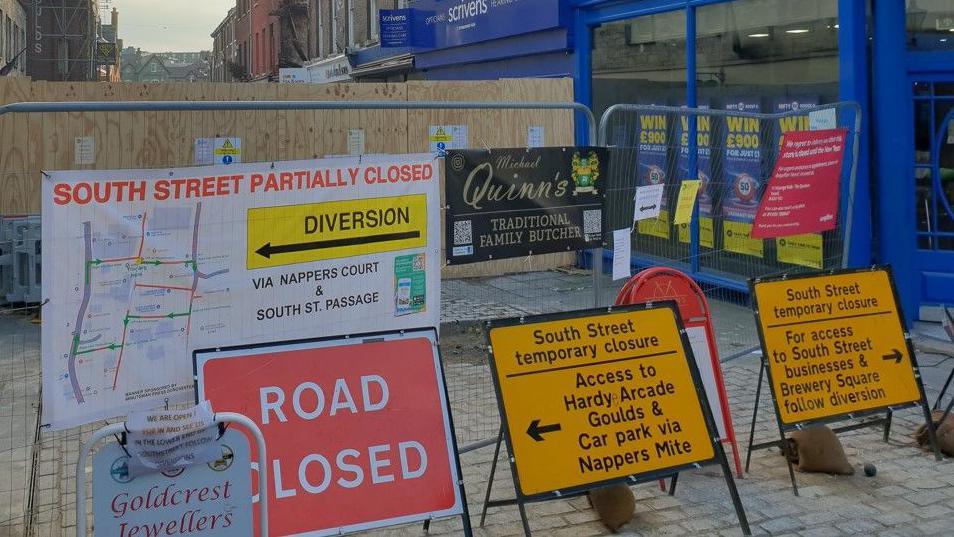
[453,220,473,246]
[583,209,602,235]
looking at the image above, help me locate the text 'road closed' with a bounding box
[195,331,463,536]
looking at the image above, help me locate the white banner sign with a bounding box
[42,154,440,429]
[125,401,220,475]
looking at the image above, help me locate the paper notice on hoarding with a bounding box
[633,184,664,223]
[348,128,366,155]
[125,401,220,475]
[673,180,701,225]
[527,126,544,148]
[193,138,215,165]
[74,137,95,165]
[612,228,631,281]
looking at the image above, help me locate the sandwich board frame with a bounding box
[192,328,474,537]
[480,303,750,536]
[615,266,745,495]
[746,265,942,496]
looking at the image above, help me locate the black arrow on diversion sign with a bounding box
[527,419,562,442]
[881,349,903,364]
[256,231,421,259]
[639,204,657,212]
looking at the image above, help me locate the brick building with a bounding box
[211,7,237,82]
[0,0,27,76]
[241,0,308,81]
[304,0,416,83]
[26,0,101,81]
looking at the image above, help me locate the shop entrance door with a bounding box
[912,80,954,313]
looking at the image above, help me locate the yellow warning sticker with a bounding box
[247,194,427,269]
[215,139,240,155]
[753,269,922,425]
[677,217,714,248]
[488,307,716,497]
[429,127,452,143]
[777,233,823,270]
[638,210,670,239]
[723,220,763,258]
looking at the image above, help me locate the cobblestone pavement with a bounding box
[364,355,953,537]
[3,270,953,537]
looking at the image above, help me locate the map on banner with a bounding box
[42,155,440,430]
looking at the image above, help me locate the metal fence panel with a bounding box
[0,97,599,537]
[598,102,861,358]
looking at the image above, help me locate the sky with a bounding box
[111,0,235,52]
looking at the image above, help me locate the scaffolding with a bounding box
[28,0,102,81]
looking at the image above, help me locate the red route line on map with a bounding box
[134,283,193,292]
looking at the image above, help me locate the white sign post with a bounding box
[78,412,268,537]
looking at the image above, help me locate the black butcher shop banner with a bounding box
[444,147,606,264]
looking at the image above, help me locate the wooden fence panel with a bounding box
[0,78,577,275]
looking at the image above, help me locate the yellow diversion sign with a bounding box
[751,267,922,426]
[487,305,717,497]
[247,194,427,269]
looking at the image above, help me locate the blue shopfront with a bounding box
[570,0,954,321]
[408,0,575,80]
[395,1,954,319]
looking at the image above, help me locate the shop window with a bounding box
[906,0,954,51]
[591,10,686,119]
[696,0,839,109]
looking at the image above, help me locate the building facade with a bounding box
[97,7,121,82]
[410,0,572,80]
[572,0,954,321]
[26,0,101,81]
[0,0,27,76]
[120,48,210,83]
[243,0,309,81]
[211,7,238,82]
[304,0,417,83]
[206,0,954,319]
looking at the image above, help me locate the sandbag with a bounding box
[914,410,954,456]
[588,483,635,533]
[785,425,854,475]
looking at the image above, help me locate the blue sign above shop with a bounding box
[398,0,567,50]
[380,8,435,48]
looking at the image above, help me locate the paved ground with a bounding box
[2,269,953,537]
[414,355,954,537]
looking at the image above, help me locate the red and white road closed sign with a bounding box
[194,329,464,536]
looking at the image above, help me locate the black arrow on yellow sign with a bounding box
[881,349,903,364]
[527,419,561,442]
[255,231,421,259]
